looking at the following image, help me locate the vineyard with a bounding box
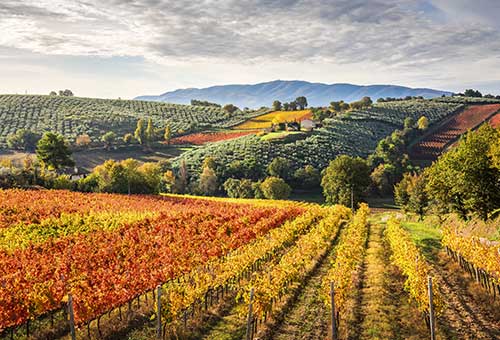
[0,189,305,333]
[0,95,262,146]
[410,104,500,160]
[1,190,500,339]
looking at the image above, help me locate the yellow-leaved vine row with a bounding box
[322,203,370,314]
[442,226,500,287]
[385,217,444,315]
[243,204,352,317]
[158,206,330,324]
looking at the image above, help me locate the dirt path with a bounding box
[431,253,500,340]
[267,241,335,340]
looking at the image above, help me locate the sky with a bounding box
[1,0,500,99]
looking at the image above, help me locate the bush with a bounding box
[260,176,291,200]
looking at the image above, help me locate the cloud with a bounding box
[1,0,500,87]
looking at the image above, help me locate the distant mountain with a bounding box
[135,80,452,108]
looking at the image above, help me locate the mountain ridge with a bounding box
[135,80,452,108]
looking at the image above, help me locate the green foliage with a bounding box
[223,178,255,198]
[293,165,320,189]
[394,172,428,218]
[404,117,415,129]
[295,96,308,110]
[370,163,397,196]
[134,119,145,145]
[190,99,221,108]
[7,129,41,151]
[164,124,172,144]
[223,104,238,114]
[425,124,500,219]
[52,175,74,190]
[321,155,371,206]
[272,100,282,111]
[0,94,257,147]
[267,157,292,181]
[101,131,117,148]
[36,132,74,170]
[145,118,155,145]
[86,158,163,194]
[464,89,483,98]
[260,176,291,200]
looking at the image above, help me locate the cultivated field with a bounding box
[232,110,312,130]
[169,131,258,145]
[1,191,499,339]
[410,104,500,160]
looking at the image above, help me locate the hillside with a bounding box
[0,95,261,147]
[174,99,462,177]
[135,80,452,108]
[410,101,500,160]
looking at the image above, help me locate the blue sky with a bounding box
[1,0,500,99]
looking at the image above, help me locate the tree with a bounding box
[164,124,172,145]
[123,133,133,144]
[223,104,238,114]
[464,89,483,98]
[425,124,500,219]
[267,157,292,180]
[295,96,308,110]
[49,91,57,96]
[199,166,218,196]
[404,117,415,129]
[293,165,320,189]
[283,102,290,111]
[59,89,74,96]
[260,176,291,200]
[145,118,155,145]
[36,132,74,170]
[134,119,145,145]
[394,172,428,219]
[75,134,92,147]
[7,129,41,151]
[101,131,116,149]
[288,101,298,111]
[321,155,370,206]
[272,100,282,111]
[223,178,254,198]
[370,163,397,196]
[417,116,429,130]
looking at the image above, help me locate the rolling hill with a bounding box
[0,95,262,147]
[135,80,452,108]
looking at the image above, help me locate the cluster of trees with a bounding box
[455,89,500,99]
[395,124,500,220]
[320,116,428,207]
[190,99,221,108]
[312,97,373,121]
[376,96,424,103]
[272,96,308,111]
[7,129,42,151]
[49,90,74,97]
[190,156,320,200]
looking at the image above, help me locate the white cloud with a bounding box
[0,0,500,97]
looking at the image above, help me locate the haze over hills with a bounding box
[135,80,453,108]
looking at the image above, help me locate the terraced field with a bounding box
[410,104,500,160]
[232,110,312,130]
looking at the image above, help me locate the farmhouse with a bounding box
[301,119,316,131]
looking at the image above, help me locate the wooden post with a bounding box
[68,294,76,340]
[330,281,338,340]
[156,285,162,339]
[245,288,255,340]
[428,277,436,340]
